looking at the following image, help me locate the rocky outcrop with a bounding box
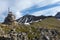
[16,15,53,25]
[0,28,59,40]
[55,12,60,19]
[3,12,16,25]
[0,37,12,40]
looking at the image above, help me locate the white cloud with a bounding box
[15,11,22,19]
[31,6,60,16]
[15,0,33,10]
[40,0,60,7]
[0,0,8,14]
[20,0,60,16]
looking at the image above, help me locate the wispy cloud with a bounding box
[21,1,60,14]
[31,6,60,16]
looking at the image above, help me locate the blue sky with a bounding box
[0,0,60,22]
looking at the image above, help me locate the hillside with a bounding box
[0,11,60,40]
[31,18,60,29]
[0,18,60,32]
[0,17,60,40]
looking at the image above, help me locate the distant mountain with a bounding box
[55,12,60,19]
[16,14,48,24]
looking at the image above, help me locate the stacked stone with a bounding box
[3,11,16,25]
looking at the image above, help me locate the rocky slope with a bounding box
[16,14,53,25]
[16,14,43,24]
[55,12,60,19]
[0,18,60,40]
[0,12,60,40]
